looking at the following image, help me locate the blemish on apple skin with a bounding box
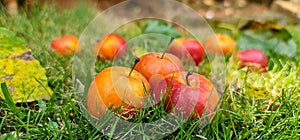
[186,72,193,86]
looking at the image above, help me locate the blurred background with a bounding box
[2,0,300,23]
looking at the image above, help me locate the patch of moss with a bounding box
[227,59,300,99]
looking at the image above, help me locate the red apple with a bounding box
[238,48,268,71]
[94,33,128,60]
[87,65,150,118]
[51,34,80,56]
[170,38,205,65]
[204,33,236,55]
[152,71,220,119]
[134,52,184,87]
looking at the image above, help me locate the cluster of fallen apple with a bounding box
[50,33,268,120]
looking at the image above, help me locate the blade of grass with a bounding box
[0,113,7,131]
[1,82,24,119]
[108,117,120,140]
[32,75,51,95]
[26,110,31,139]
[48,82,60,110]
[60,108,74,140]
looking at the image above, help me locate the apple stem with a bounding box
[128,57,140,77]
[186,72,193,86]
[160,37,175,59]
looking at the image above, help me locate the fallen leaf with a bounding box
[0,28,53,103]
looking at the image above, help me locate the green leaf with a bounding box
[144,20,181,38]
[38,99,47,111]
[286,26,300,58]
[48,121,59,131]
[237,30,297,58]
[286,26,300,48]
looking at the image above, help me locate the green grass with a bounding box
[0,2,300,139]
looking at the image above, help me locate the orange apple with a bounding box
[94,33,128,60]
[134,52,184,86]
[170,38,205,65]
[51,34,80,56]
[204,33,236,55]
[87,66,150,118]
[152,71,220,119]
